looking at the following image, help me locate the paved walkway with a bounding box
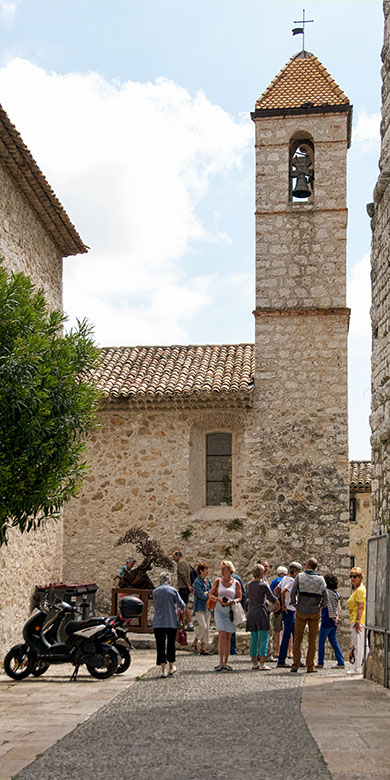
[302,673,390,780]
[0,650,156,780]
[1,654,389,780]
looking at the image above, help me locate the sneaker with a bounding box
[161,669,168,678]
[260,664,271,671]
[347,669,361,675]
[252,663,260,670]
[224,665,233,671]
[332,664,345,668]
[277,662,290,668]
[186,624,194,631]
[168,665,177,676]
[214,664,224,671]
[316,664,324,669]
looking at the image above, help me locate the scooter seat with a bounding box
[65,618,104,635]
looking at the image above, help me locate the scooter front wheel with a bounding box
[32,660,50,677]
[86,645,119,679]
[115,645,131,674]
[4,644,35,680]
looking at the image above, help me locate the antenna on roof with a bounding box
[292,8,314,53]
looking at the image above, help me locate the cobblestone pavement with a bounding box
[16,654,331,780]
[0,650,156,780]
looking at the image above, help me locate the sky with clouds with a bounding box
[0,0,384,458]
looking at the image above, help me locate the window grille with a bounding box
[206,433,232,506]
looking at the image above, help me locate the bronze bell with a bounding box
[292,175,311,198]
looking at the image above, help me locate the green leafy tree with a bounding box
[0,263,100,546]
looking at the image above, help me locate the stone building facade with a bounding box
[370,2,390,537]
[0,103,86,660]
[64,52,352,646]
[368,0,390,686]
[349,461,372,571]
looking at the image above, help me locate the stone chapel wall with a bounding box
[63,403,253,613]
[64,395,351,651]
[0,160,64,662]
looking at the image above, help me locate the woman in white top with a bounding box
[209,559,242,671]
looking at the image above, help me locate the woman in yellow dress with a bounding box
[347,567,366,674]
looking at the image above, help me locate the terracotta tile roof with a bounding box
[93,344,255,401]
[349,460,372,491]
[0,103,87,256]
[256,51,349,110]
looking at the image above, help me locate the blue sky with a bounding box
[0,0,384,458]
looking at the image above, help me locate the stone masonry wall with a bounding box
[63,404,254,614]
[254,113,348,310]
[350,490,371,572]
[0,159,64,663]
[248,313,351,647]
[371,4,390,537]
[367,0,390,686]
[251,106,351,647]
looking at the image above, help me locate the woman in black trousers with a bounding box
[152,571,185,678]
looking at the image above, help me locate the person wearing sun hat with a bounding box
[347,567,366,675]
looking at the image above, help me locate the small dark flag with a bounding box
[292,27,304,35]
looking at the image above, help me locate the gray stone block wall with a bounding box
[367,1,390,685]
[370,3,390,539]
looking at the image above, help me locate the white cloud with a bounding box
[352,110,381,148]
[347,253,371,355]
[0,0,18,23]
[0,58,251,344]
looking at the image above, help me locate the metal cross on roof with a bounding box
[292,8,314,52]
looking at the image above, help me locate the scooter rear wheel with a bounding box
[4,644,35,680]
[115,645,131,674]
[86,645,119,679]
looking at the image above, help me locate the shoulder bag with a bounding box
[206,578,219,611]
[232,600,246,626]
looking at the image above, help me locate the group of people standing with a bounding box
[151,551,367,679]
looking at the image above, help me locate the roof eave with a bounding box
[0,104,87,257]
[99,389,254,410]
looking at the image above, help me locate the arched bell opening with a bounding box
[289,133,314,202]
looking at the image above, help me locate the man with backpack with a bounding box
[172,550,194,631]
[289,557,327,673]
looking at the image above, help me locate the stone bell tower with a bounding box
[247,52,352,606]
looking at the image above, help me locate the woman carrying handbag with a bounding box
[208,559,242,672]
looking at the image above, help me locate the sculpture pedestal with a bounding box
[111,588,153,633]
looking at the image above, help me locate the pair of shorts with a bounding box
[273,611,283,633]
[179,587,190,604]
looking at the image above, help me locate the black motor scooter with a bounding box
[32,596,142,676]
[4,599,119,681]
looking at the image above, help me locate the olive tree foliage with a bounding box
[0,263,101,546]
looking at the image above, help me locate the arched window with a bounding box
[206,432,232,506]
[289,134,314,202]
